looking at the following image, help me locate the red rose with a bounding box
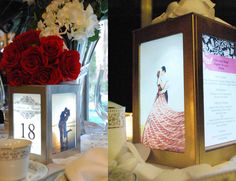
[1,43,21,69]
[48,67,63,84]
[32,66,62,85]
[14,30,41,51]
[59,50,81,81]
[31,66,51,84]
[7,69,24,86]
[21,46,48,74]
[40,36,64,64]
[22,72,33,85]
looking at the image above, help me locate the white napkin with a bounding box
[52,154,82,165]
[155,169,191,181]
[152,0,230,26]
[183,164,213,178]
[113,142,164,180]
[64,147,108,181]
[134,163,164,181]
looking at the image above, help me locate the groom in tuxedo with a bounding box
[160,66,169,103]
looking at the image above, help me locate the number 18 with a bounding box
[21,123,35,140]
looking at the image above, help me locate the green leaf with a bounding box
[88,29,100,42]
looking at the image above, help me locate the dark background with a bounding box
[109,0,236,112]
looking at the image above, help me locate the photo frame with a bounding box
[133,13,236,168]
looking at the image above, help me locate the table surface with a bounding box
[3,123,236,181]
[0,122,108,180]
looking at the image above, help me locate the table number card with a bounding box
[13,93,41,155]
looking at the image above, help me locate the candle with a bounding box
[125,112,133,141]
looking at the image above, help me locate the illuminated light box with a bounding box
[8,85,80,164]
[133,13,236,168]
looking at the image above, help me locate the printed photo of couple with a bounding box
[140,34,185,152]
[51,93,77,154]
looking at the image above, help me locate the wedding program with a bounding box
[202,34,236,150]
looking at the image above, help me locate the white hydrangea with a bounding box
[37,20,45,30]
[42,12,57,26]
[37,0,99,41]
[40,25,60,37]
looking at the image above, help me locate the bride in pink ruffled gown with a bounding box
[142,68,185,152]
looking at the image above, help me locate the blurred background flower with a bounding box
[0,0,107,37]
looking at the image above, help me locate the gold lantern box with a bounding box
[8,84,80,164]
[132,13,236,168]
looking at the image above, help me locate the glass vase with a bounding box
[94,68,108,131]
[0,75,5,124]
[68,39,99,135]
[0,75,5,109]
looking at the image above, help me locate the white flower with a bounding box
[37,0,99,41]
[40,25,60,37]
[46,0,67,13]
[83,5,100,38]
[68,28,87,41]
[37,20,45,30]
[42,12,57,27]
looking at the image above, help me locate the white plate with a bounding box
[25,160,48,181]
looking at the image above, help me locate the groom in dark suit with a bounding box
[160,66,168,103]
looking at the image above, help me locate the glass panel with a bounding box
[0,75,5,109]
[52,93,76,153]
[13,93,41,155]
[140,33,185,152]
[202,34,236,150]
[89,19,108,128]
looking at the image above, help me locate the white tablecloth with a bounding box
[0,123,108,181]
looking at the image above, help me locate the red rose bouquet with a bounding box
[0,30,81,86]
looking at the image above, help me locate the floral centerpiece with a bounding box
[0,30,81,86]
[0,0,106,87]
[37,0,100,48]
